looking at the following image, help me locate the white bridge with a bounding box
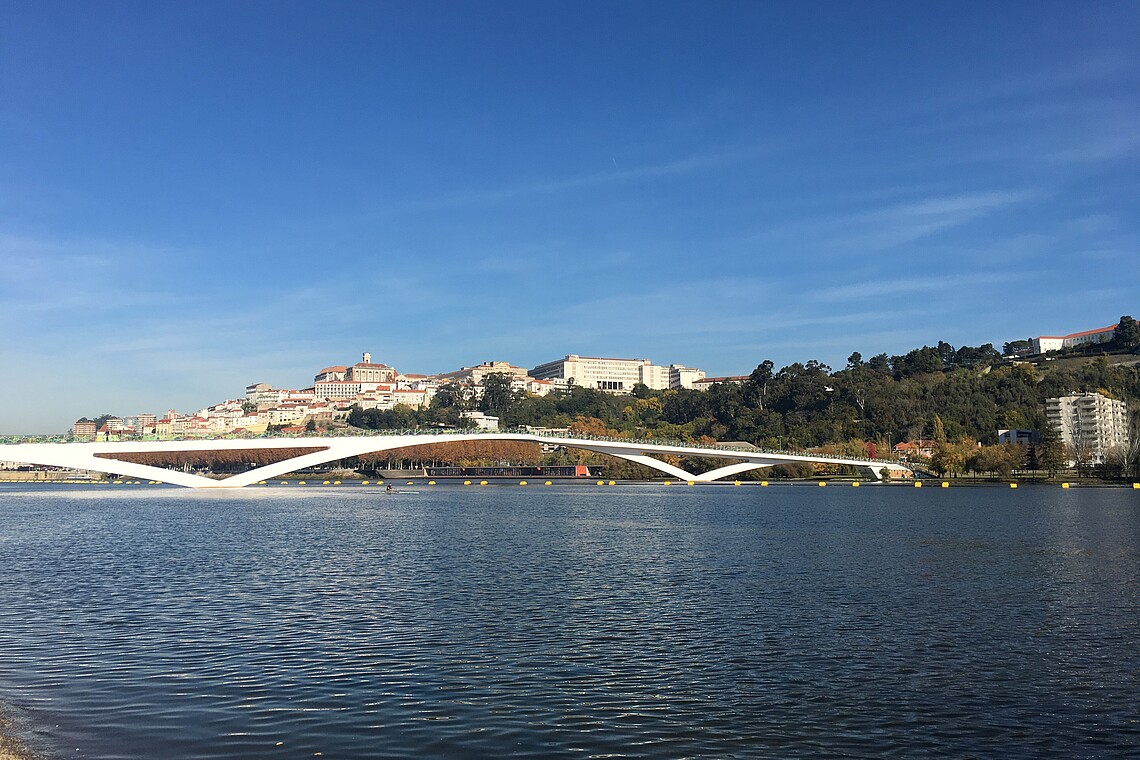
[0,433,904,488]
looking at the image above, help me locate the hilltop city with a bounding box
[70,352,711,440]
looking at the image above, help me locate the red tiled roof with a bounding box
[1038,324,1117,340]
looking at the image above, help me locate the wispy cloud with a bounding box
[386,146,767,214]
[809,271,1023,304]
[747,188,1040,254]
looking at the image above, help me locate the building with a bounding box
[313,380,363,400]
[72,420,96,439]
[669,365,707,390]
[313,365,349,383]
[347,353,397,384]
[439,361,530,386]
[691,375,750,391]
[997,429,1041,448]
[1031,324,1118,355]
[530,354,704,393]
[461,411,499,430]
[1045,391,1130,464]
[893,440,937,459]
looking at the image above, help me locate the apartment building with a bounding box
[1045,391,1130,464]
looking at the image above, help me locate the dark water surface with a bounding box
[1,483,1138,759]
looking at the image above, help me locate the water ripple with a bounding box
[0,484,1138,758]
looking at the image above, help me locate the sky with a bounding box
[1,1,1138,433]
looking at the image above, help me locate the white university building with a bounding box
[529,355,705,393]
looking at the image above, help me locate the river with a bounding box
[1,482,1138,758]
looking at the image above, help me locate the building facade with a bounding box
[530,355,704,393]
[1031,324,1118,355]
[1045,392,1130,464]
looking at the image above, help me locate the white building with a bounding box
[1031,324,1117,355]
[314,380,363,400]
[461,411,499,430]
[691,375,750,391]
[1045,392,1130,464]
[530,354,704,393]
[669,364,707,390]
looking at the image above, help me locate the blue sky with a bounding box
[2,1,1137,433]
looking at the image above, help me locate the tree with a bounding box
[937,341,957,367]
[434,382,475,411]
[931,442,964,476]
[932,414,947,444]
[867,353,891,374]
[1114,315,1140,352]
[478,373,515,418]
[1037,423,1066,477]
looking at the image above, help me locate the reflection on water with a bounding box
[1,483,1138,758]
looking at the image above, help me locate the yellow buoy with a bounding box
[761,481,768,486]
[544,481,552,486]
[362,480,369,485]
[322,480,330,485]
[818,481,826,487]
[479,480,488,486]
[281,481,288,485]
[941,482,949,488]
[608,480,616,486]
[1010,483,1018,488]
[914,481,922,488]
[663,480,671,486]
[519,480,527,486]
[299,481,306,485]
[406,481,414,485]
[687,480,695,486]
[852,481,860,487]
[597,480,605,486]
[463,480,472,486]
[1133,483,1139,489]
[1061,482,1070,489]
[734,481,742,486]
[333,480,341,485]
[428,480,436,485]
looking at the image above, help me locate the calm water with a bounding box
[0,482,1138,759]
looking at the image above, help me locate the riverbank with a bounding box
[0,714,35,760]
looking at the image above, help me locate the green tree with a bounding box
[478,373,515,418]
[1114,315,1140,351]
[1037,424,1066,477]
[932,414,947,444]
